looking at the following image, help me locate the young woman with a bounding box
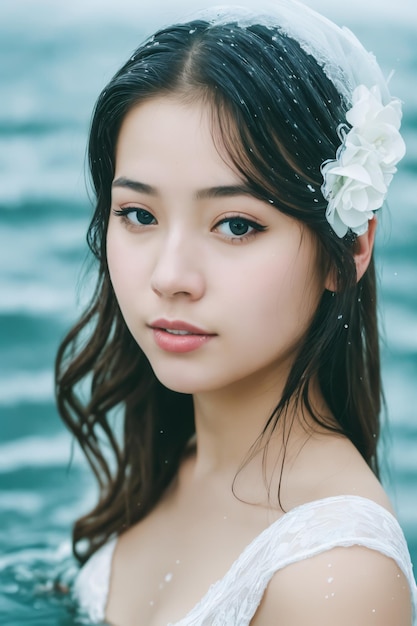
[55,1,417,624]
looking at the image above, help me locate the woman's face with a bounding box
[107,97,325,396]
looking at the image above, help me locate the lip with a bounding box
[149,318,216,353]
[149,319,214,335]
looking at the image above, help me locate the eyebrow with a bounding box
[112,177,255,200]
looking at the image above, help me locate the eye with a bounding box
[113,207,156,226]
[214,216,266,240]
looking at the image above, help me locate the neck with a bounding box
[189,369,329,487]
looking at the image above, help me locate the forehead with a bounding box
[114,97,241,188]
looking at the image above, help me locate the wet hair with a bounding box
[55,19,381,563]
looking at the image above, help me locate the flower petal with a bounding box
[322,84,405,237]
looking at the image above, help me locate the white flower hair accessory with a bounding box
[321,85,406,238]
[191,3,406,238]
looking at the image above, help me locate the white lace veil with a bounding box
[151,0,403,237]
[181,0,392,107]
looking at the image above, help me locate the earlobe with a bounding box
[324,216,377,291]
[353,215,377,282]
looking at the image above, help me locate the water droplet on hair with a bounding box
[189,28,196,34]
[307,184,315,192]
[160,429,164,434]
[344,324,349,329]
[337,314,343,320]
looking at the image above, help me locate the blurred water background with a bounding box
[0,0,416,623]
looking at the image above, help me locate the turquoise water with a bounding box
[1,1,416,623]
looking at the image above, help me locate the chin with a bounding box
[149,365,218,395]
[155,376,208,395]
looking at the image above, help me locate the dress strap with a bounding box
[74,537,117,623]
[174,496,417,625]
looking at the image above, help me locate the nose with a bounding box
[150,232,205,300]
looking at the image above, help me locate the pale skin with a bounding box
[104,97,412,625]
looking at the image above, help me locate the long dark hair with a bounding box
[55,19,381,563]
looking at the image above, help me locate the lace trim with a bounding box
[74,495,417,625]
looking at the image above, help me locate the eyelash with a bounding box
[113,207,156,226]
[112,208,267,242]
[214,216,267,242]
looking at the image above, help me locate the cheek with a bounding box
[106,229,125,293]
[106,226,143,303]
[237,252,323,333]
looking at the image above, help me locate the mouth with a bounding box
[149,319,214,336]
[163,329,196,336]
[149,319,216,353]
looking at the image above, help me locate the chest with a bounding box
[106,500,275,626]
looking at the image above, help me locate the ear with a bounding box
[353,215,377,282]
[325,216,377,291]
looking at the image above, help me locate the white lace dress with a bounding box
[74,495,417,625]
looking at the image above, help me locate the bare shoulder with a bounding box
[252,545,412,626]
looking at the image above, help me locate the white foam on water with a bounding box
[0,431,83,472]
[0,279,79,317]
[383,304,417,354]
[0,370,54,404]
[390,435,417,473]
[0,490,45,515]
[3,0,417,27]
[0,132,88,206]
[304,0,417,24]
[50,483,97,527]
[0,540,73,570]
